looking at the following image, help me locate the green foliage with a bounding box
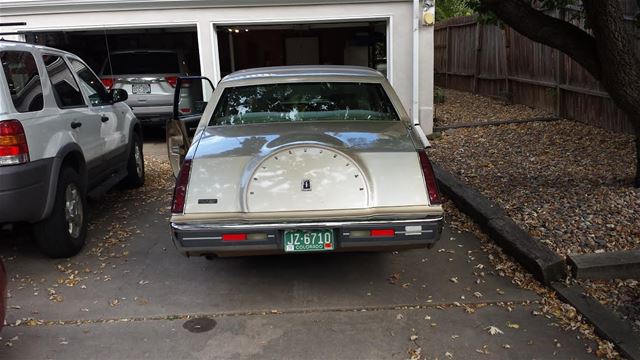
[436,0,475,21]
[434,86,446,103]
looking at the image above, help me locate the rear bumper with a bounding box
[170,216,443,257]
[128,105,172,125]
[0,158,53,224]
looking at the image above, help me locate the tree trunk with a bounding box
[636,130,640,188]
[582,0,640,188]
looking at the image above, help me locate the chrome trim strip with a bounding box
[171,216,443,232]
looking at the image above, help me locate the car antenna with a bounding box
[103,28,114,77]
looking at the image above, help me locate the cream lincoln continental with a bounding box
[167,66,443,257]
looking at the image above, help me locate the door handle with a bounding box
[70,121,82,129]
[101,116,110,123]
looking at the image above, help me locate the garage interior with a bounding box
[216,21,387,78]
[24,26,201,76]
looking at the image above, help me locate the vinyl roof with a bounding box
[221,65,385,84]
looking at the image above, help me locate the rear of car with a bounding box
[169,66,444,258]
[100,50,187,126]
[0,45,52,225]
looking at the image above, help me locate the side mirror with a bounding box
[110,88,128,103]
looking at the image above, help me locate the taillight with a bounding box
[417,150,442,205]
[101,78,114,90]
[165,76,178,88]
[0,120,29,166]
[171,159,192,214]
[222,233,247,241]
[370,229,395,237]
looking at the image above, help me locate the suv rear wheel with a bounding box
[33,166,87,258]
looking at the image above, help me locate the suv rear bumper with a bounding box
[170,216,443,257]
[0,158,53,224]
[129,105,172,125]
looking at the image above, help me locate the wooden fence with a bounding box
[434,3,639,134]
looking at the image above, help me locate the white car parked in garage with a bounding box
[168,66,443,258]
[0,41,145,258]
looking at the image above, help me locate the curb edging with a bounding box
[552,283,640,360]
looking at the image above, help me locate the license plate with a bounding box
[132,83,151,94]
[284,229,334,252]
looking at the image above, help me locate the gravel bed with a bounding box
[434,89,553,127]
[429,90,639,338]
[430,121,638,256]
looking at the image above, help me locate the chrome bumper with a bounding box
[170,216,443,257]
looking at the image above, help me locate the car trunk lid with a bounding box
[184,121,431,215]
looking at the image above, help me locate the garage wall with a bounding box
[0,2,434,132]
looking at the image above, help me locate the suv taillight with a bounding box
[0,120,29,166]
[171,159,192,214]
[417,150,442,205]
[101,78,114,90]
[165,76,178,88]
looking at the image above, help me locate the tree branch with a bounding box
[480,0,602,81]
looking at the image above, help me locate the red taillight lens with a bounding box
[165,76,178,88]
[171,159,192,214]
[417,150,442,205]
[0,120,29,166]
[222,233,247,241]
[101,78,114,90]
[370,229,395,237]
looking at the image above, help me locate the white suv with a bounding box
[0,41,145,258]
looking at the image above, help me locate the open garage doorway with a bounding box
[25,26,200,76]
[216,21,387,78]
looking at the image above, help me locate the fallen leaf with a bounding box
[486,326,503,335]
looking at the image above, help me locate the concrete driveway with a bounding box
[0,138,597,360]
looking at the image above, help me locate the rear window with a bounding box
[209,82,399,126]
[0,50,44,113]
[103,52,180,75]
[42,55,86,108]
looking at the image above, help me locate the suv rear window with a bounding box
[0,50,44,113]
[103,52,180,75]
[42,55,86,108]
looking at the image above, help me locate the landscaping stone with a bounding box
[552,283,640,360]
[568,250,640,280]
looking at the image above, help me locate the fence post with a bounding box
[504,26,512,101]
[555,9,565,117]
[445,25,450,88]
[474,21,482,94]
